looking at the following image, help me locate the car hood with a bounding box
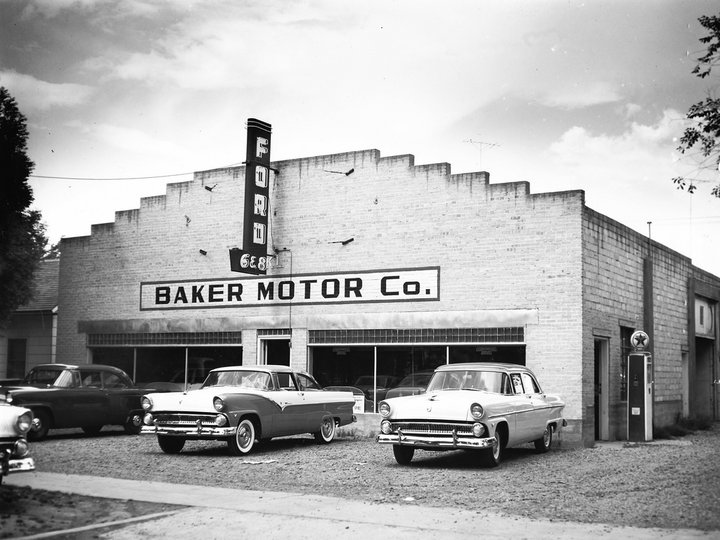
[383,390,524,421]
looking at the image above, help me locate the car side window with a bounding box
[103,373,128,389]
[511,373,524,394]
[521,373,541,395]
[297,374,321,391]
[500,373,513,395]
[80,370,102,388]
[276,373,298,391]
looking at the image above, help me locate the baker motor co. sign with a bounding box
[140,267,440,311]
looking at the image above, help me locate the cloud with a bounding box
[0,70,94,111]
[532,81,623,110]
[549,109,685,172]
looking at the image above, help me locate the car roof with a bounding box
[211,365,297,374]
[30,363,126,373]
[435,362,534,373]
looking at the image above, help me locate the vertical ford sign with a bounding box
[230,118,272,275]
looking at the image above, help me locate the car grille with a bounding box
[153,413,218,427]
[389,421,475,436]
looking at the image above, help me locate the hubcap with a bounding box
[238,425,251,448]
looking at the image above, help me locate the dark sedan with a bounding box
[0,364,147,441]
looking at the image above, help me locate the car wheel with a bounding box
[157,435,185,454]
[124,413,143,435]
[313,416,336,444]
[534,426,553,453]
[480,431,504,468]
[28,410,51,442]
[82,426,103,435]
[228,419,256,455]
[392,444,415,465]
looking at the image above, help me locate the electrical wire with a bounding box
[29,163,245,182]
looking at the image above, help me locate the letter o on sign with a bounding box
[403,281,420,295]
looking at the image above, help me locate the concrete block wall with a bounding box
[581,208,694,442]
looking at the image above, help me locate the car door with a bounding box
[520,372,549,442]
[271,372,310,436]
[103,371,140,424]
[72,369,109,427]
[509,372,536,443]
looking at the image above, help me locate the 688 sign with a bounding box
[229,248,268,274]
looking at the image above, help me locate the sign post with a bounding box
[230,118,272,275]
[627,330,653,442]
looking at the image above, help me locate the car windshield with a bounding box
[24,368,77,388]
[426,370,508,393]
[202,370,271,390]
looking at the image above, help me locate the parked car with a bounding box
[141,365,356,455]
[353,374,401,404]
[376,362,565,467]
[0,364,150,441]
[384,371,435,399]
[0,402,35,484]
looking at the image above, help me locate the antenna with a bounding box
[463,138,500,169]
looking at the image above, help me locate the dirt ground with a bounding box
[2,423,720,538]
[0,484,185,539]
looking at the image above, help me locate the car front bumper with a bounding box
[141,425,235,437]
[1,455,35,476]
[376,431,497,450]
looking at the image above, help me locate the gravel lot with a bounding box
[3,422,720,536]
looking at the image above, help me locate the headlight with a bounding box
[380,420,392,434]
[13,439,30,458]
[378,401,391,418]
[213,397,225,412]
[141,396,153,411]
[470,403,484,420]
[16,411,33,434]
[214,414,227,427]
[143,413,154,425]
[472,423,486,437]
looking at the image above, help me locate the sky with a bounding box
[2,0,720,276]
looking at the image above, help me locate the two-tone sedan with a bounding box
[377,363,565,467]
[141,365,356,455]
[0,402,35,484]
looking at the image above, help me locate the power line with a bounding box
[29,163,245,182]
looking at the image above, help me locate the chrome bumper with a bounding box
[376,432,497,450]
[141,425,235,437]
[6,456,35,474]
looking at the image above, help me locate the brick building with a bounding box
[50,148,718,447]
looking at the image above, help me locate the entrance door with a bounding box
[260,338,291,366]
[594,338,609,440]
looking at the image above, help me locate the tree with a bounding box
[0,87,47,326]
[674,14,720,197]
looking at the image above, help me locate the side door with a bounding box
[271,372,308,436]
[74,368,109,426]
[103,371,139,424]
[509,372,535,443]
[520,372,549,441]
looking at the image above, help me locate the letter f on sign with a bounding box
[256,137,269,159]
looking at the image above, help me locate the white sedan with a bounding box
[376,363,565,467]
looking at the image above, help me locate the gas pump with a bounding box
[627,330,653,441]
